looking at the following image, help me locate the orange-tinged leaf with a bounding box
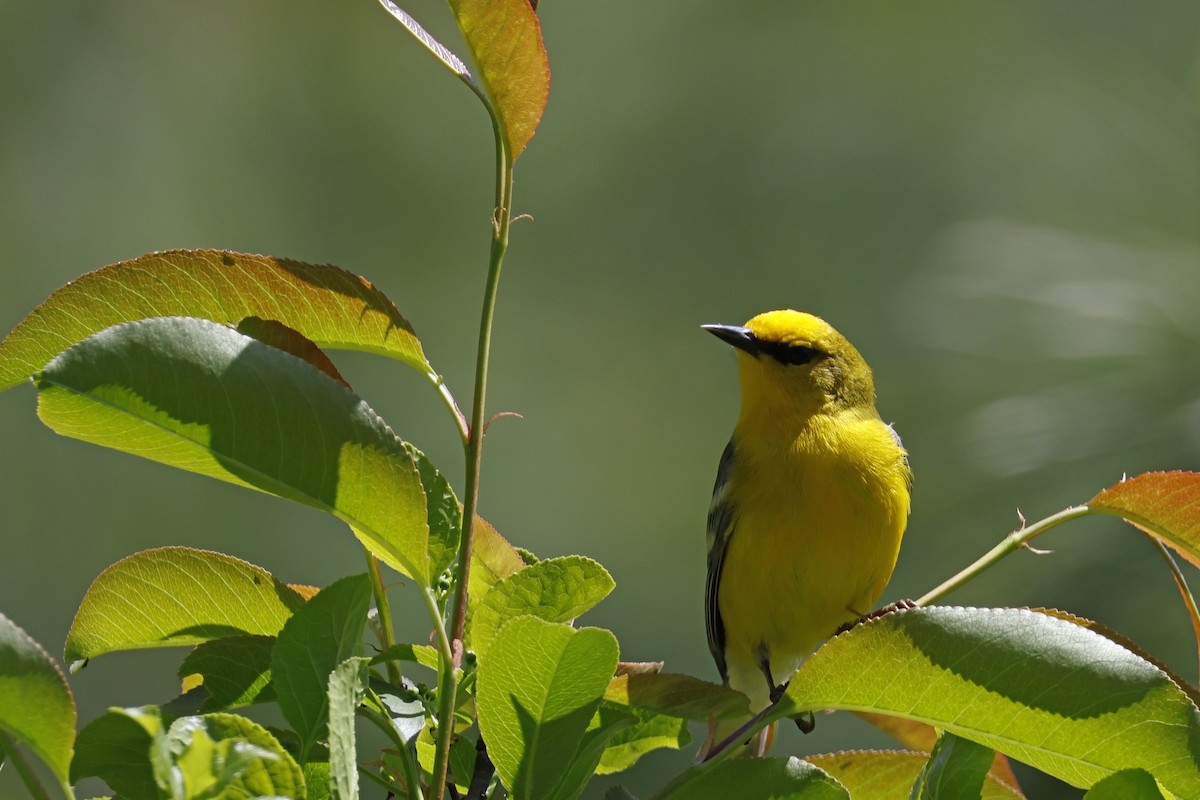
[806,750,1025,800]
[603,672,750,722]
[1089,471,1200,568]
[236,317,350,389]
[468,515,525,602]
[0,249,428,393]
[854,712,1022,790]
[449,0,550,158]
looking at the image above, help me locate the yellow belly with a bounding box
[718,413,908,707]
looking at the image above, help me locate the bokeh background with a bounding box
[3,1,1200,797]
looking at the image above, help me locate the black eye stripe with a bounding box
[757,339,822,366]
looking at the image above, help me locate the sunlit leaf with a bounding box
[805,751,1025,800]
[65,547,305,663]
[596,709,690,775]
[0,613,75,784]
[377,0,478,89]
[1090,471,1200,568]
[167,712,304,799]
[854,712,1022,790]
[779,606,1200,794]
[37,318,431,583]
[0,249,428,393]
[476,617,619,799]
[467,556,614,657]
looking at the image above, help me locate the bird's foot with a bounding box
[835,598,919,636]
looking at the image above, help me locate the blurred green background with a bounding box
[3,1,1200,797]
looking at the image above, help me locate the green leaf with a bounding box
[179,635,277,711]
[910,731,994,799]
[447,0,550,158]
[544,707,639,800]
[304,762,333,800]
[597,709,690,775]
[1090,471,1200,568]
[476,617,619,800]
[375,679,427,744]
[37,318,431,583]
[0,249,428,393]
[166,712,305,799]
[467,556,614,658]
[271,575,373,760]
[651,757,848,800]
[0,612,76,784]
[603,671,750,722]
[327,657,369,800]
[1085,769,1167,799]
[407,443,462,580]
[65,547,304,664]
[71,707,162,797]
[806,751,1024,800]
[370,642,440,673]
[779,606,1200,794]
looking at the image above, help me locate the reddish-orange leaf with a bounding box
[449,0,550,159]
[1090,471,1200,568]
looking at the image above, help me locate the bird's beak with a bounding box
[702,323,759,357]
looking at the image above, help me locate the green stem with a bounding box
[1147,535,1200,685]
[429,109,514,800]
[365,550,403,685]
[0,733,58,800]
[915,505,1094,607]
[428,369,470,444]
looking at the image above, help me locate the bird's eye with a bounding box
[760,341,821,366]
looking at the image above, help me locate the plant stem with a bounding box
[361,697,426,800]
[1148,535,1200,685]
[914,505,1093,607]
[429,112,514,800]
[365,550,403,685]
[0,733,57,800]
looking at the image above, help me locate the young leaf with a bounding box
[650,757,848,800]
[447,0,550,158]
[779,606,1200,794]
[166,712,304,799]
[0,612,76,784]
[0,249,429,393]
[469,515,526,601]
[178,635,277,711]
[271,574,373,760]
[37,317,431,583]
[1083,769,1166,799]
[65,547,305,663]
[476,617,619,799]
[1090,471,1200,567]
[543,707,639,800]
[467,556,614,657]
[805,751,1024,800]
[910,731,994,799]
[327,657,370,800]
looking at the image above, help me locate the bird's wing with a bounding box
[706,439,736,684]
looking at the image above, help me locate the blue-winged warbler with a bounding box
[702,310,911,756]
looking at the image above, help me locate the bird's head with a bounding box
[703,309,876,421]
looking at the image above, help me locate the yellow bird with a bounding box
[702,310,911,755]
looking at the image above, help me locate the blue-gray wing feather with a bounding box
[706,439,736,684]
